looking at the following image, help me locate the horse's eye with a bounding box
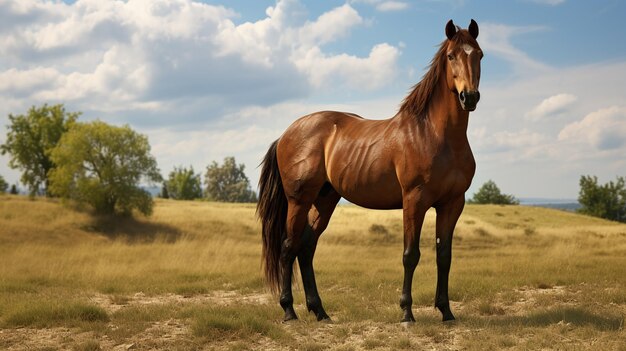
[447,54,454,61]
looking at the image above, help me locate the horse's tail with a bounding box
[257,139,287,294]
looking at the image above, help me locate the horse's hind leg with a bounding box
[279,189,320,321]
[298,183,340,321]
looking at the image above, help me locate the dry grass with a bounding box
[0,194,625,350]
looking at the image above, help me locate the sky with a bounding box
[1,0,625,200]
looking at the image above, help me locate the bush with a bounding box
[0,174,7,193]
[468,180,519,205]
[165,166,203,200]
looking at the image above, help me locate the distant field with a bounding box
[0,194,625,350]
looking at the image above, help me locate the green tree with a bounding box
[468,180,519,205]
[49,121,162,216]
[166,166,203,200]
[9,184,18,195]
[0,104,80,196]
[205,157,257,203]
[0,175,7,193]
[578,175,626,222]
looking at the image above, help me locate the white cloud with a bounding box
[0,0,400,125]
[298,4,362,45]
[349,0,409,12]
[525,93,577,120]
[558,106,626,150]
[376,1,409,12]
[293,43,400,90]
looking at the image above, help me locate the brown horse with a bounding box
[257,19,482,323]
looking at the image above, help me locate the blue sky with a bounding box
[1,0,625,200]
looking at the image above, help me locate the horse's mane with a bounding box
[399,32,477,120]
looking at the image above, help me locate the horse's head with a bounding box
[444,19,482,112]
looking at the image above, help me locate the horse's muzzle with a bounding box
[459,90,480,111]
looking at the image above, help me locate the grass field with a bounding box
[0,194,625,350]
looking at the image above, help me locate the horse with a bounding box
[257,19,482,323]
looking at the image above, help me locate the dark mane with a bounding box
[399,32,477,119]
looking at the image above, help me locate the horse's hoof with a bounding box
[401,312,416,324]
[318,316,333,324]
[442,313,456,323]
[283,310,299,323]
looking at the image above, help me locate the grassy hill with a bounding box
[0,194,625,350]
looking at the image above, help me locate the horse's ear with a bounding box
[469,19,479,39]
[445,20,457,40]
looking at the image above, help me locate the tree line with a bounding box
[466,178,626,223]
[1,104,624,223]
[0,104,256,216]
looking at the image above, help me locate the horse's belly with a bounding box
[329,168,403,210]
[343,190,403,210]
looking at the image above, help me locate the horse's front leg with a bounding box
[399,191,428,323]
[434,195,465,321]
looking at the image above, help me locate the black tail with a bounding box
[257,139,287,294]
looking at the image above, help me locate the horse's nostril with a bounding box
[476,91,480,102]
[459,91,465,102]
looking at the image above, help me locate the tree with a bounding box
[0,175,7,193]
[578,175,626,223]
[468,180,519,205]
[205,157,257,203]
[166,166,202,200]
[0,104,80,196]
[49,121,162,216]
[160,182,169,199]
[9,184,18,195]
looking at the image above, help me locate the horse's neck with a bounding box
[428,79,470,142]
[397,80,470,149]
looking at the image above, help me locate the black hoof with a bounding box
[283,308,299,322]
[316,311,331,321]
[318,316,333,323]
[307,302,331,322]
[436,303,455,322]
[401,312,416,324]
[441,310,455,322]
[442,313,456,322]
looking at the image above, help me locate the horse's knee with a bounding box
[403,248,421,269]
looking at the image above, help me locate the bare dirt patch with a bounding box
[90,290,272,314]
[1,291,272,351]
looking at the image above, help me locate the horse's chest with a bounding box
[430,149,475,198]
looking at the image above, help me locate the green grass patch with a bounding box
[525,307,624,331]
[187,305,287,342]
[2,300,108,328]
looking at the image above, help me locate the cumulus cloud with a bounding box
[558,106,626,150]
[0,0,400,126]
[525,93,577,120]
[293,43,400,90]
